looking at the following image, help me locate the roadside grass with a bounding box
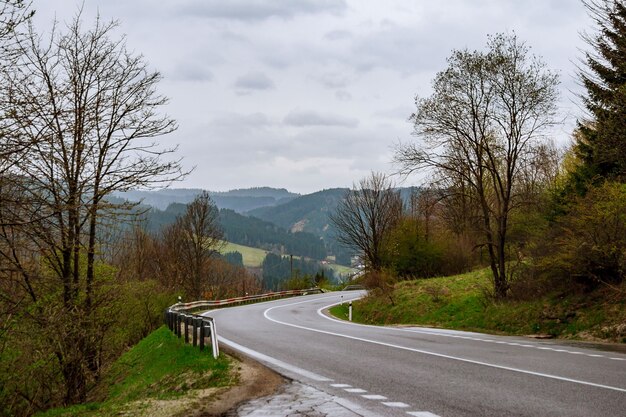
[36,326,234,417]
[331,268,626,342]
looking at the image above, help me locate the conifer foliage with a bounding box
[576,0,626,183]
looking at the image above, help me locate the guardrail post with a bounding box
[192,318,198,347]
[176,313,181,338]
[199,320,205,351]
[349,301,353,322]
[209,320,219,359]
[184,315,189,344]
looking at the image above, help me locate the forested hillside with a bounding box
[247,188,348,237]
[219,209,327,260]
[116,187,299,212]
[134,204,328,261]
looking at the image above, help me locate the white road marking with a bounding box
[331,383,352,388]
[407,412,441,417]
[382,401,410,408]
[319,296,622,362]
[217,335,332,382]
[259,297,626,393]
[362,394,387,400]
[345,388,367,393]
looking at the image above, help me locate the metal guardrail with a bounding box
[165,287,324,358]
[165,309,220,358]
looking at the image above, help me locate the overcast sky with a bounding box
[33,1,592,194]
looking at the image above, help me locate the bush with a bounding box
[382,218,445,278]
[546,181,626,290]
[565,182,625,285]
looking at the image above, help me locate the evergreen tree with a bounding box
[575,0,626,186]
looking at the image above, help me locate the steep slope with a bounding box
[247,188,348,238]
[219,209,327,260]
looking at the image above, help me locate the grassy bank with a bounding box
[331,268,626,342]
[37,326,234,417]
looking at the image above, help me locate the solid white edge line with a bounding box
[318,295,625,363]
[217,335,332,382]
[260,296,626,393]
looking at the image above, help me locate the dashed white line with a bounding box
[362,394,387,400]
[382,401,410,408]
[345,388,367,393]
[407,412,441,417]
[331,383,351,388]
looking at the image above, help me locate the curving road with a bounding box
[205,291,626,417]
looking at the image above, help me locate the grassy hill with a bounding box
[37,326,234,417]
[220,241,268,267]
[332,268,626,343]
[219,241,354,277]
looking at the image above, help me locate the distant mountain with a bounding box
[115,187,299,212]
[246,188,354,265]
[246,188,349,239]
[219,209,326,260]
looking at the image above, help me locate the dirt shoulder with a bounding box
[187,347,286,417]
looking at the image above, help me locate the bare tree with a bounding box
[395,34,559,298]
[330,172,402,271]
[0,11,183,405]
[165,191,223,299]
[0,1,33,171]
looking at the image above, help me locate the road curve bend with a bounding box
[204,291,626,417]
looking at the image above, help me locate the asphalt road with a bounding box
[205,291,626,417]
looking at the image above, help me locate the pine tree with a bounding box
[575,0,626,185]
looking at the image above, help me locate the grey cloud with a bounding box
[283,110,358,128]
[169,64,214,82]
[324,29,352,41]
[349,27,453,73]
[313,72,349,89]
[373,105,414,121]
[179,0,347,21]
[335,90,352,101]
[211,112,271,129]
[234,72,275,91]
